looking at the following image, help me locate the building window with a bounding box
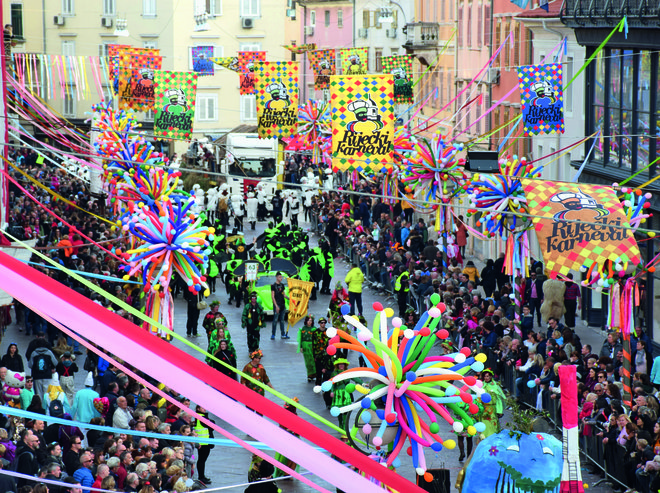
[103,0,116,16]
[197,94,218,122]
[206,0,222,16]
[240,0,259,17]
[62,0,74,16]
[144,109,155,122]
[565,56,573,114]
[457,6,463,47]
[143,0,157,17]
[240,94,257,122]
[239,42,261,51]
[10,4,23,40]
[310,10,316,27]
[324,10,330,27]
[588,48,657,170]
[503,20,511,68]
[494,19,501,67]
[362,10,370,29]
[483,4,490,49]
[98,43,111,56]
[477,3,483,46]
[467,3,472,47]
[337,9,343,28]
[513,22,521,66]
[143,41,158,49]
[374,49,383,72]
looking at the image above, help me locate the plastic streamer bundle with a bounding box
[317,297,489,479]
[119,196,213,338]
[401,136,469,231]
[297,99,331,165]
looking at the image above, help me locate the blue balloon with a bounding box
[431,442,443,452]
[330,407,341,417]
[527,380,537,388]
[376,409,385,420]
[392,458,401,468]
[481,393,492,403]
[321,381,333,392]
[378,366,388,377]
[471,362,485,373]
[474,422,486,433]
[340,304,351,316]
[361,397,372,409]
[361,411,372,424]
[445,386,456,396]
[406,371,417,382]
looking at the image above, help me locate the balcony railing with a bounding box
[561,0,660,28]
[402,22,440,49]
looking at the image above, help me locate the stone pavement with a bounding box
[1,218,615,492]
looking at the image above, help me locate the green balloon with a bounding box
[430,293,441,305]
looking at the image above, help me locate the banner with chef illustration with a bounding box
[330,75,395,173]
[340,48,368,75]
[517,63,565,136]
[521,180,640,278]
[210,56,240,72]
[239,51,266,95]
[308,49,336,90]
[254,61,299,139]
[381,55,414,104]
[286,278,314,328]
[153,70,198,140]
[108,44,131,95]
[117,47,162,111]
[191,46,214,76]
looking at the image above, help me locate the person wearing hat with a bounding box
[56,351,78,406]
[206,317,235,365]
[477,369,506,438]
[44,374,71,417]
[71,373,101,424]
[241,350,274,398]
[202,301,224,342]
[244,459,278,493]
[298,316,319,382]
[327,359,360,428]
[242,293,265,354]
[328,282,349,334]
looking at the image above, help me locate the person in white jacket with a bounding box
[112,396,134,430]
[230,192,245,231]
[246,192,258,230]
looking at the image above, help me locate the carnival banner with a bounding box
[210,56,240,72]
[518,63,565,136]
[153,70,198,140]
[254,61,299,139]
[108,44,131,95]
[340,48,368,75]
[283,43,316,54]
[308,49,336,90]
[381,55,414,104]
[521,180,641,278]
[330,75,395,173]
[192,46,214,76]
[117,47,162,111]
[286,278,314,328]
[239,51,266,95]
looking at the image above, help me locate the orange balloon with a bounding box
[424,472,433,482]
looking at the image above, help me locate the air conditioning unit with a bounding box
[386,28,397,38]
[358,27,368,38]
[488,68,501,85]
[54,15,65,26]
[101,17,113,28]
[304,25,314,36]
[241,17,254,29]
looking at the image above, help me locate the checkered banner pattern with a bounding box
[381,55,414,104]
[517,63,565,136]
[521,179,641,278]
[117,47,162,112]
[254,61,299,139]
[330,75,395,173]
[238,51,266,95]
[108,44,131,95]
[340,48,369,75]
[153,70,198,140]
[210,57,240,72]
[308,49,336,90]
[192,46,214,76]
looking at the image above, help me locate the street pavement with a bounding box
[3,217,616,492]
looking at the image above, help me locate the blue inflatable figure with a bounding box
[460,430,562,493]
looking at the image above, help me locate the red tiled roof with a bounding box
[516,0,562,18]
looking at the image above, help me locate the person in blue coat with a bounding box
[72,451,94,492]
[71,373,100,424]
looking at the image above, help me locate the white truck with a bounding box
[220,133,284,198]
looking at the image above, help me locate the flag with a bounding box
[521,180,641,278]
[108,44,131,95]
[192,46,214,76]
[254,61,299,139]
[239,51,266,95]
[117,47,162,111]
[381,54,414,104]
[308,49,336,90]
[340,48,369,75]
[210,56,240,72]
[286,278,315,328]
[153,70,198,140]
[330,75,395,173]
[283,43,316,54]
[518,63,565,135]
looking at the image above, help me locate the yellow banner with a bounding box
[287,278,315,327]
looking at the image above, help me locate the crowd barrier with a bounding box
[499,364,630,490]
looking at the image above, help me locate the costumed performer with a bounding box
[210,340,237,381]
[477,369,506,437]
[297,315,318,382]
[328,282,349,334]
[242,293,265,354]
[327,359,361,429]
[202,301,224,341]
[206,317,235,364]
[273,397,301,478]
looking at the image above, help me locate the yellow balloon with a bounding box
[122,275,130,281]
[355,385,370,394]
[467,425,476,436]
[443,439,456,450]
[204,289,210,297]
[475,353,487,363]
[384,307,394,318]
[209,227,216,234]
